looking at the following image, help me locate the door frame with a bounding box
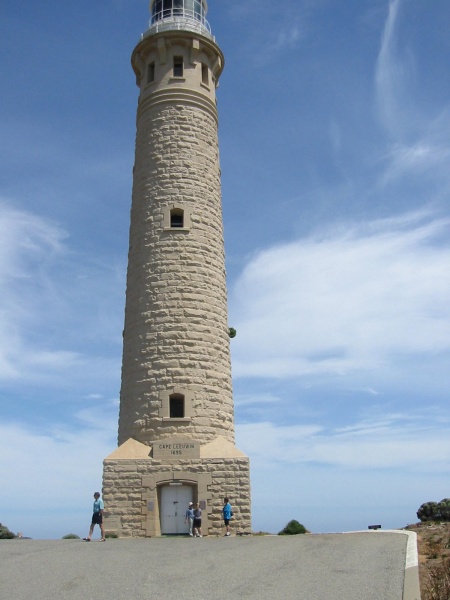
[143,471,212,537]
[159,484,194,535]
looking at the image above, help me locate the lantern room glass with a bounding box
[151,0,207,24]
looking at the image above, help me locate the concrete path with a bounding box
[0,531,420,600]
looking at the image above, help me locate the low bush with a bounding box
[418,499,450,522]
[0,523,16,539]
[278,520,307,535]
[62,534,80,539]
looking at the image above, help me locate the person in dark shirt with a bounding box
[193,503,202,537]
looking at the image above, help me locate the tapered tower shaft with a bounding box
[118,2,234,446]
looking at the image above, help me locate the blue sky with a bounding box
[1,0,449,538]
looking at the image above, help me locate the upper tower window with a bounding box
[163,204,191,230]
[147,62,155,84]
[159,388,193,421]
[173,56,184,77]
[201,63,209,86]
[169,393,185,418]
[170,208,184,228]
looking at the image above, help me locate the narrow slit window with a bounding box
[169,394,185,418]
[173,56,184,77]
[147,62,155,84]
[170,208,184,228]
[201,64,209,85]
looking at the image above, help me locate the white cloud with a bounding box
[0,406,117,538]
[0,406,117,506]
[237,412,450,471]
[235,392,280,407]
[230,210,450,388]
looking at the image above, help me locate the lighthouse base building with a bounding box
[103,438,250,537]
[101,0,251,538]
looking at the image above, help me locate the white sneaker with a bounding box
[226,532,230,536]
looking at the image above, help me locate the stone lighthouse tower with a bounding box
[102,0,251,537]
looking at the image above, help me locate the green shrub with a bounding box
[62,533,80,539]
[0,523,16,539]
[278,520,307,535]
[105,532,118,539]
[418,499,450,522]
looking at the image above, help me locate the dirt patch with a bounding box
[403,522,450,599]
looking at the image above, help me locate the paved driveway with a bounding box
[0,531,419,600]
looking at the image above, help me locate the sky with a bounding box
[1,0,450,539]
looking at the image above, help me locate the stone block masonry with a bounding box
[119,90,235,448]
[103,5,251,538]
[103,456,251,537]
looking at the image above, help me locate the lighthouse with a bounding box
[102,0,251,537]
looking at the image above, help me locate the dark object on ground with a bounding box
[368,525,382,530]
[62,534,80,539]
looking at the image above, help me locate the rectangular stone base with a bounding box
[102,454,251,537]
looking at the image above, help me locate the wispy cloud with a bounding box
[380,109,450,185]
[225,0,310,66]
[0,201,66,282]
[0,200,123,387]
[375,0,450,189]
[230,210,450,392]
[375,0,410,136]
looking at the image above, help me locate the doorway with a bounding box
[160,485,193,535]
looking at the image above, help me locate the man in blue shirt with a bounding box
[222,497,232,536]
[83,492,105,542]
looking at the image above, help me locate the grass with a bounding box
[404,522,450,600]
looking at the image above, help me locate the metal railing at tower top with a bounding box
[142,7,214,41]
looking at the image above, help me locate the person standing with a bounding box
[193,503,202,537]
[222,497,232,536]
[83,492,105,542]
[185,501,194,536]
